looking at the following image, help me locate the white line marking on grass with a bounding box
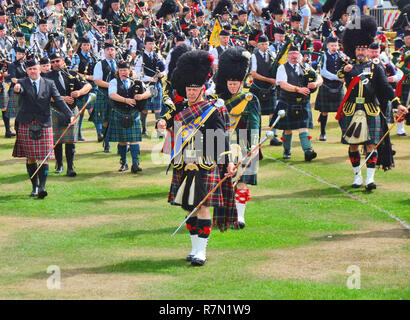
[266,156,410,232]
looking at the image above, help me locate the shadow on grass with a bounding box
[0,173,28,185]
[78,190,169,202]
[29,258,188,279]
[103,227,176,239]
[252,186,344,200]
[312,228,409,242]
[0,194,30,201]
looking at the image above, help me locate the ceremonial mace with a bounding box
[356,101,410,174]
[30,93,97,180]
[171,110,286,237]
[233,109,286,188]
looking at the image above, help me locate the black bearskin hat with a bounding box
[214,47,251,98]
[397,0,410,10]
[261,0,283,19]
[170,50,214,98]
[213,0,233,17]
[167,44,191,79]
[156,0,179,19]
[331,0,357,22]
[323,0,338,13]
[342,15,377,59]
[392,4,410,31]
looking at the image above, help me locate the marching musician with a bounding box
[336,16,408,190]
[30,19,49,51]
[158,50,237,266]
[250,35,282,146]
[46,52,92,177]
[93,42,117,153]
[314,37,345,141]
[40,57,52,77]
[10,32,28,62]
[20,11,36,45]
[275,45,323,161]
[396,30,410,134]
[214,47,261,229]
[134,36,165,138]
[87,20,107,58]
[210,30,231,72]
[107,60,152,173]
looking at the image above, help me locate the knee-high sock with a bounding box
[235,188,251,224]
[118,144,127,164]
[54,143,63,168]
[26,163,38,190]
[320,114,328,135]
[78,112,84,137]
[366,151,378,184]
[2,110,10,133]
[299,132,312,152]
[196,219,211,260]
[140,113,147,132]
[282,133,292,153]
[186,216,198,256]
[129,144,140,165]
[349,150,361,168]
[38,164,49,189]
[65,143,75,170]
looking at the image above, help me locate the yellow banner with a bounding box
[278,42,291,65]
[209,18,222,47]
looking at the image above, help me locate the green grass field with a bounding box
[0,110,409,300]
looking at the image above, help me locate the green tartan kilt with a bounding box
[52,107,79,144]
[249,84,276,115]
[339,113,382,145]
[314,83,344,113]
[143,82,162,112]
[0,92,8,110]
[168,165,224,208]
[5,91,20,118]
[276,100,313,130]
[106,108,142,142]
[92,89,109,124]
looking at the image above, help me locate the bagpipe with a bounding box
[271,33,295,78]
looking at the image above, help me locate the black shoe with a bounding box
[319,134,327,141]
[142,131,148,137]
[38,187,48,199]
[30,187,38,197]
[104,147,111,153]
[5,131,16,138]
[270,137,283,146]
[67,168,77,177]
[186,254,194,262]
[365,182,377,191]
[131,164,142,173]
[191,257,206,266]
[97,135,104,142]
[283,151,291,159]
[119,163,129,172]
[397,132,407,136]
[238,222,245,229]
[351,183,362,188]
[78,136,85,141]
[304,149,317,162]
[55,165,63,174]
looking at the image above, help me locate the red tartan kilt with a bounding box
[168,165,224,208]
[12,121,55,160]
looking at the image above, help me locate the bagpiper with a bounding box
[336,15,408,190]
[46,52,92,177]
[214,47,261,229]
[157,50,237,266]
[107,60,152,173]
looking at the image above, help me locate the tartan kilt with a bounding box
[249,84,276,115]
[106,108,142,142]
[52,107,79,144]
[399,84,409,105]
[0,91,9,110]
[12,121,55,160]
[212,164,238,232]
[276,100,313,130]
[5,91,21,118]
[92,89,109,124]
[168,165,224,208]
[339,113,382,145]
[143,82,162,112]
[314,84,344,113]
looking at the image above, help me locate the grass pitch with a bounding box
[0,111,409,300]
